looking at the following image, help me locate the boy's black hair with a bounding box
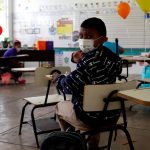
[80,17,107,36]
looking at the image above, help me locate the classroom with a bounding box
[0,0,150,150]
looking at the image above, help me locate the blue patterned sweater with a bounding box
[57,46,122,104]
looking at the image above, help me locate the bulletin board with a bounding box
[13,0,150,49]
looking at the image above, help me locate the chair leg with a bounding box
[117,125,134,150]
[107,130,113,150]
[31,107,40,148]
[19,102,30,135]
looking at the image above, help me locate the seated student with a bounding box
[3,40,21,57]
[2,40,23,83]
[53,17,122,149]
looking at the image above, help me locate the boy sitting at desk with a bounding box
[2,40,24,83]
[54,17,122,149]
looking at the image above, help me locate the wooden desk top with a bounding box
[11,67,36,72]
[0,54,29,66]
[121,56,150,63]
[0,54,29,59]
[45,75,53,80]
[0,50,54,61]
[138,79,150,83]
[117,88,150,106]
[15,54,29,57]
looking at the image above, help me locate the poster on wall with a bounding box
[49,25,57,35]
[0,0,4,11]
[55,50,64,67]
[55,50,76,71]
[57,18,73,35]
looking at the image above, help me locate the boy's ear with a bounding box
[102,36,108,42]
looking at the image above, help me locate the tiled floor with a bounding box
[0,73,150,150]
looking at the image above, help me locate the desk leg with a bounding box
[124,60,129,78]
[44,80,51,105]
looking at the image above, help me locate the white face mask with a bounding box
[79,36,103,53]
[78,39,94,53]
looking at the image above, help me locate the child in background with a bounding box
[2,40,25,84]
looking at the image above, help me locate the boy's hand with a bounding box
[71,50,84,63]
[51,72,61,83]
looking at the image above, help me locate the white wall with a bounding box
[13,0,150,49]
[122,63,143,76]
[7,0,13,39]
[12,0,150,75]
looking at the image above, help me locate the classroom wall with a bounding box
[13,0,150,49]
[13,0,150,75]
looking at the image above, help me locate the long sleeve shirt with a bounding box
[57,46,122,104]
[3,48,17,57]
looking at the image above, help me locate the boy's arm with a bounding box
[57,64,90,95]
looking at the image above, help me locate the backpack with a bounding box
[41,131,87,150]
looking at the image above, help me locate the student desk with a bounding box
[137,79,150,88]
[0,54,29,63]
[117,88,150,106]
[121,56,150,79]
[138,79,150,83]
[19,74,62,148]
[11,67,36,72]
[121,56,150,63]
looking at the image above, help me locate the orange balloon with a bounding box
[117,2,131,19]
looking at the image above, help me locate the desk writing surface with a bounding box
[11,67,36,72]
[0,54,29,59]
[16,54,29,57]
[117,88,150,106]
[121,56,150,63]
[138,79,150,83]
[0,54,29,66]
[45,75,53,80]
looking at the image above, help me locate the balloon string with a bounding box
[125,20,132,56]
[144,15,147,53]
[126,28,132,55]
[144,15,147,64]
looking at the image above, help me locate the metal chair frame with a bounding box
[81,92,134,150]
[19,79,61,147]
[19,67,71,147]
[76,82,136,150]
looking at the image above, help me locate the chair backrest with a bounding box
[35,67,51,86]
[35,66,71,86]
[83,80,137,112]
